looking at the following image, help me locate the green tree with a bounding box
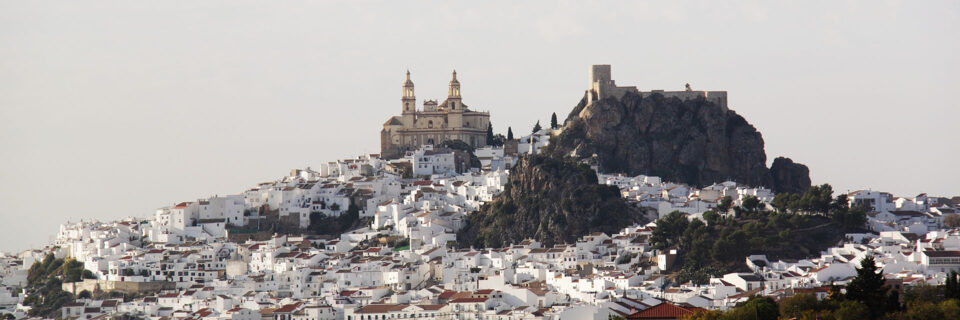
[703,210,720,226]
[723,296,778,320]
[717,196,733,213]
[742,195,761,214]
[685,310,724,320]
[845,256,888,318]
[947,271,960,300]
[650,211,689,250]
[616,252,636,264]
[828,300,870,320]
[833,206,867,230]
[486,123,495,144]
[779,293,820,319]
[896,300,945,320]
[550,112,559,129]
[771,193,793,213]
[945,214,960,228]
[903,282,944,306]
[507,127,514,140]
[831,194,850,212]
[532,120,542,133]
[940,299,960,319]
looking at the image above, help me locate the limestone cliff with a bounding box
[547,91,810,193]
[769,157,812,195]
[457,154,646,248]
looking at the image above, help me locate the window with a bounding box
[428,120,434,128]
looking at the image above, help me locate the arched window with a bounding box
[404,103,409,111]
[451,102,456,110]
[427,138,435,145]
[428,120,434,128]
[466,122,470,128]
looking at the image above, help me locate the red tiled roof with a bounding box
[438,290,458,299]
[923,250,960,257]
[275,302,302,313]
[417,304,445,311]
[450,297,488,303]
[626,302,701,319]
[357,304,408,314]
[795,286,832,294]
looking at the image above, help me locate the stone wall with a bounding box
[643,90,728,112]
[62,279,175,295]
[588,64,728,112]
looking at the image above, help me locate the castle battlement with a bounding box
[587,64,728,112]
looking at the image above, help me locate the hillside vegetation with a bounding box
[22,254,95,317]
[653,184,868,284]
[457,154,646,248]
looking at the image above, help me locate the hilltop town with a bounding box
[1,66,959,320]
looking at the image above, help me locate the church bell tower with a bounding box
[402,70,416,113]
[447,70,462,111]
[401,70,416,127]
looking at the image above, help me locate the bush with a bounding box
[779,293,821,319]
[616,252,636,265]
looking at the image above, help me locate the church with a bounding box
[380,70,491,159]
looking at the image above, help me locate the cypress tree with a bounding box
[550,112,558,129]
[507,127,514,140]
[947,270,960,300]
[532,120,542,133]
[845,256,887,317]
[486,123,494,143]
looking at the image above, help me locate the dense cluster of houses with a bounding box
[1,130,958,319]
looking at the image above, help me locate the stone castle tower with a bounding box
[586,64,728,112]
[380,70,490,158]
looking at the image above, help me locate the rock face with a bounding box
[457,154,645,248]
[768,157,811,195]
[548,91,810,193]
[436,140,482,171]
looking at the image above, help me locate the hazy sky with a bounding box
[1,1,958,252]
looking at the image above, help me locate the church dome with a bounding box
[449,70,460,85]
[403,70,414,87]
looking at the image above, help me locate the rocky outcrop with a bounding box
[547,91,810,193]
[769,157,811,195]
[436,140,482,171]
[457,154,646,248]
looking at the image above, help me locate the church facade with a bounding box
[380,70,490,159]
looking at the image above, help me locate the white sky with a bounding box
[1,1,958,252]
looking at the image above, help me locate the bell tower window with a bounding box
[428,120,434,128]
